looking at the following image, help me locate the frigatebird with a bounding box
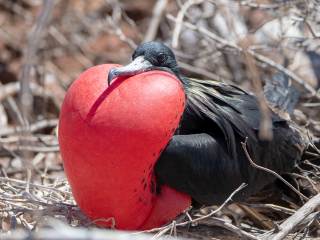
[108,41,310,206]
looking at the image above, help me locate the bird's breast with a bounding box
[59,64,190,230]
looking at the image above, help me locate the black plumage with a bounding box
[108,41,310,206]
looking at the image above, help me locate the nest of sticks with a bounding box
[1,0,320,239]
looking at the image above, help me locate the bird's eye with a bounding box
[157,53,166,62]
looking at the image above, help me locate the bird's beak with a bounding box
[108,56,153,87]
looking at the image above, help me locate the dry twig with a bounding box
[241,137,309,201]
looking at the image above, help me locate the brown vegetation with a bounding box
[1,0,320,239]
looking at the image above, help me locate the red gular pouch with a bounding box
[59,64,191,230]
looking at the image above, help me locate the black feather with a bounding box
[263,72,299,116]
[128,41,310,205]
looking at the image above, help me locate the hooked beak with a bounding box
[108,56,153,87]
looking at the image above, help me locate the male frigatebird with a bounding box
[59,41,311,230]
[108,41,309,206]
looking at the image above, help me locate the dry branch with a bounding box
[143,0,169,43]
[172,0,204,48]
[198,217,260,240]
[241,137,309,201]
[263,193,320,240]
[0,119,59,137]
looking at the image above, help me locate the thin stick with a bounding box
[239,202,296,215]
[177,61,232,83]
[307,131,320,155]
[0,0,33,21]
[129,183,247,235]
[82,217,115,228]
[241,137,309,201]
[0,177,72,196]
[198,217,260,240]
[0,82,61,109]
[172,0,204,48]
[20,0,57,171]
[238,1,287,9]
[0,119,59,137]
[238,204,275,230]
[25,169,31,193]
[176,228,219,240]
[242,42,273,140]
[3,145,60,153]
[267,193,320,240]
[143,0,169,43]
[305,19,320,39]
[193,183,248,222]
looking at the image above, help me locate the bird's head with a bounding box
[108,41,180,87]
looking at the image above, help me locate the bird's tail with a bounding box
[291,123,320,168]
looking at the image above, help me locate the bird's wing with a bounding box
[155,126,307,206]
[180,77,285,158]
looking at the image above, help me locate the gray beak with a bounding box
[108,56,153,87]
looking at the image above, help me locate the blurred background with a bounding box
[1,0,320,238]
